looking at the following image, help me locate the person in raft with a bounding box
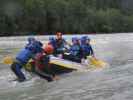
[62,37,82,63]
[54,32,69,56]
[80,36,95,59]
[34,44,60,82]
[10,37,43,82]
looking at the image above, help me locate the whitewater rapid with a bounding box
[0,33,133,100]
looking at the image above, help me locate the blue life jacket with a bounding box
[16,48,33,64]
[26,41,43,54]
[34,41,43,53]
[81,44,94,58]
[69,44,81,57]
[17,40,43,64]
[55,38,67,54]
[56,38,66,48]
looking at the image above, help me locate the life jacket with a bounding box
[16,48,33,64]
[81,44,94,58]
[56,38,66,48]
[26,40,43,54]
[69,44,81,57]
[55,38,67,54]
[16,40,42,65]
[35,53,50,71]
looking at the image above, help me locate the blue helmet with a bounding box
[28,37,35,43]
[81,36,90,44]
[72,37,79,42]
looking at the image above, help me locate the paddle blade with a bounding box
[3,56,13,65]
[24,59,33,71]
[88,57,107,68]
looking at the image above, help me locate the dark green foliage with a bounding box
[0,0,133,36]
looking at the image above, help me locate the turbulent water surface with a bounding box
[0,33,133,100]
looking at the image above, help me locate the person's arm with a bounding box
[65,39,71,46]
[63,39,71,49]
[90,45,96,59]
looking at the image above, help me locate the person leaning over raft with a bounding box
[34,44,60,82]
[10,37,43,82]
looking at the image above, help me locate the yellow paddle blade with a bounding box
[24,59,33,71]
[3,56,14,65]
[24,62,32,71]
[88,56,107,68]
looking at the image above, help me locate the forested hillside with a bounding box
[0,0,133,36]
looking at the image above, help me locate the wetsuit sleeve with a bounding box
[90,45,94,55]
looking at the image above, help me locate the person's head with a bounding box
[85,36,90,44]
[28,37,36,44]
[56,32,62,40]
[81,36,90,44]
[72,37,79,44]
[44,44,54,54]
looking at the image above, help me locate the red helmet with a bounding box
[44,44,54,54]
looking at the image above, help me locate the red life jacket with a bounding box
[35,53,50,70]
